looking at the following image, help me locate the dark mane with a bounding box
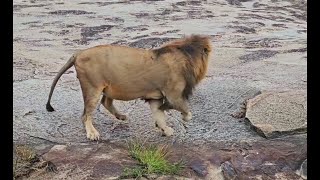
[153,46,173,59]
[153,35,212,100]
[153,35,211,59]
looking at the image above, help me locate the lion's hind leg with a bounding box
[149,99,174,136]
[101,96,127,120]
[79,82,104,141]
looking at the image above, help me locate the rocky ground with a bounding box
[13,0,307,179]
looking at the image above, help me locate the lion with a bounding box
[46,35,212,140]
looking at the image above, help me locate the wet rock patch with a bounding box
[237,13,295,23]
[111,40,128,46]
[13,4,48,11]
[74,25,115,44]
[284,47,307,53]
[252,2,264,8]
[122,25,149,32]
[297,29,307,34]
[48,10,95,15]
[239,50,278,62]
[130,12,150,18]
[159,8,173,15]
[229,25,256,34]
[272,23,287,28]
[21,21,42,25]
[77,2,96,5]
[170,15,186,21]
[245,38,282,48]
[187,10,202,19]
[226,0,242,6]
[97,1,128,6]
[291,11,307,21]
[187,1,202,6]
[104,17,125,23]
[132,34,149,40]
[175,1,203,6]
[78,1,128,6]
[151,29,180,36]
[129,37,176,48]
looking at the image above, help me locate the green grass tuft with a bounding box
[122,166,146,179]
[121,140,184,178]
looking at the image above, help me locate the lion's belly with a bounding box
[103,85,163,101]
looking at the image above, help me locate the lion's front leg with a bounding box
[159,97,192,122]
[160,91,192,122]
[101,95,127,120]
[148,99,174,136]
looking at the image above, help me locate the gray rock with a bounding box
[296,159,307,179]
[239,50,278,62]
[252,2,261,8]
[190,160,208,177]
[245,90,307,138]
[226,0,242,6]
[221,161,237,180]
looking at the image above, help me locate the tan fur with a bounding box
[46,35,212,140]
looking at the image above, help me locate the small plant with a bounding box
[121,140,184,179]
[13,145,38,179]
[15,145,37,162]
[13,145,57,179]
[122,166,146,179]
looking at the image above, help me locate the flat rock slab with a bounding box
[41,143,136,179]
[296,159,307,179]
[245,90,307,138]
[20,134,306,180]
[14,0,307,145]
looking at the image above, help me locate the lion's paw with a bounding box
[86,128,100,141]
[163,126,174,136]
[183,112,192,122]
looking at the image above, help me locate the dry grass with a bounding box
[13,145,56,180]
[13,145,38,179]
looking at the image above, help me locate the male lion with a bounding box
[46,35,212,140]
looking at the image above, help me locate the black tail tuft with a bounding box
[46,103,55,112]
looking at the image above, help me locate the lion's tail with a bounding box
[46,52,79,112]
